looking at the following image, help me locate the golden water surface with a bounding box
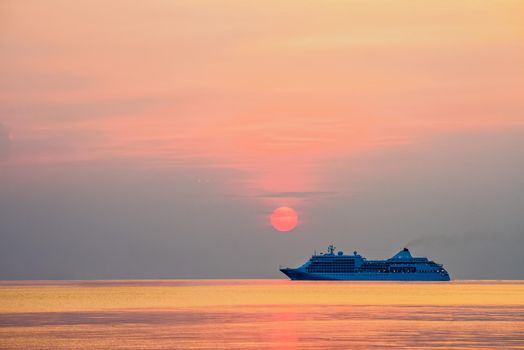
[0,280,523,349]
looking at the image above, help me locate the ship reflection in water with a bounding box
[1,280,523,349]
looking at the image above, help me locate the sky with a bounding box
[1,0,523,279]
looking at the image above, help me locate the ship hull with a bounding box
[280,268,450,281]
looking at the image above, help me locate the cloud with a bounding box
[257,191,338,198]
[0,123,10,161]
[1,97,171,122]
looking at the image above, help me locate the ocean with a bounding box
[0,280,523,349]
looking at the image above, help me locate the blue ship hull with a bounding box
[280,268,450,281]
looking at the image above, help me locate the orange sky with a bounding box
[1,0,523,207]
[1,1,524,280]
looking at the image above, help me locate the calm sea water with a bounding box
[0,280,523,349]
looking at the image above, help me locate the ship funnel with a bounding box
[390,248,413,260]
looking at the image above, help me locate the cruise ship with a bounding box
[280,245,450,281]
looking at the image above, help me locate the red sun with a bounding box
[271,207,299,232]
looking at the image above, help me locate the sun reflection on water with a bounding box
[0,280,523,349]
